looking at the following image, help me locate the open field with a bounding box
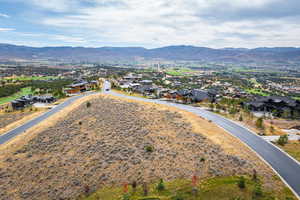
[3,76,57,81]
[112,89,148,98]
[84,176,295,200]
[0,87,32,105]
[0,94,292,199]
[166,68,194,76]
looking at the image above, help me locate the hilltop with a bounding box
[0,94,292,199]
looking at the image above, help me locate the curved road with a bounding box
[102,81,300,199]
[1,81,299,198]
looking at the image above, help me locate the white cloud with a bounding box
[11,0,300,47]
[28,0,79,12]
[0,28,14,31]
[0,13,10,18]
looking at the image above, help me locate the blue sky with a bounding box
[0,0,300,48]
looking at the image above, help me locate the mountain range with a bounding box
[0,43,300,63]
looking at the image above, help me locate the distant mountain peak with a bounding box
[0,43,299,63]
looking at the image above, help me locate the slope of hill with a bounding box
[0,94,290,199]
[0,43,300,62]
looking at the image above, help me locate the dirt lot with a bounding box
[0,94,286,200]
[266,119,300,130]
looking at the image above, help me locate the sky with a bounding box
[0,0,300,48]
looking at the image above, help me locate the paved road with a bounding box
[1,81,299,198]
[103,81,300,198]
[0,92,94,145]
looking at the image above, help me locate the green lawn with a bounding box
[166,68,194,76]
[292,97,300,101]
[82,176,295,200]
[0,87,32,105]
[4,76,57,81]
[245,89,270,96]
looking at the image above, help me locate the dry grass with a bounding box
[0,93,100,158]
[0,110,46,135]
[279,141,300,162]
[0,94,288,200]
[213,111,286,136]
[266,119,300,130]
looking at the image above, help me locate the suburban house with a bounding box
[244,96,300,118]
[64,80,99,95]
[64,81,89,95]
[11,95,56,110]
[166,89,216,103]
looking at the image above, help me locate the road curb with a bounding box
[106,88,300,199]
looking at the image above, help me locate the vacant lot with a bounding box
[0,109,44,135]
[0,95,289,200]
[278,141,300,162]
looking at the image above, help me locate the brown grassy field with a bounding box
[278,141,300,162]
[0,109,45,135]
[0,94,290,200]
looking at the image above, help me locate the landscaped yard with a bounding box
[83,176,295,200]
[0,87,32,105]
[245,88,270,96]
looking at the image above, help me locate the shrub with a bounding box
[285,197,295,200]
[132,181,137,193]
[84,185,90,194]
[230,198,243,200]
[171,195,184,200]
[200,157,205,162]
[145,146,154,153]
[122,193,130,200]
[78,121,82,125]
[237,176,246,189]
[86,101,91,108]
[143,182,148,196]
[239,115,243,121]
[256,117,264,129]
[277,135,288,146]
[252,169,258,182]
[156,179,165,191]
[253,183,263,197]
[270,126,275,133]
[209,103,214,111]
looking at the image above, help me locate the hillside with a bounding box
[0,94,291,199]
[1,43,300,63]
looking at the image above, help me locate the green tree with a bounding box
[209,103,214,111]
[255,117,264,129]
[270,125,275,133]
[277,135,288,146]
[253,183,263,197]
[157,179,165,191]
[237,176,246,189]
[239,115,243,121]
